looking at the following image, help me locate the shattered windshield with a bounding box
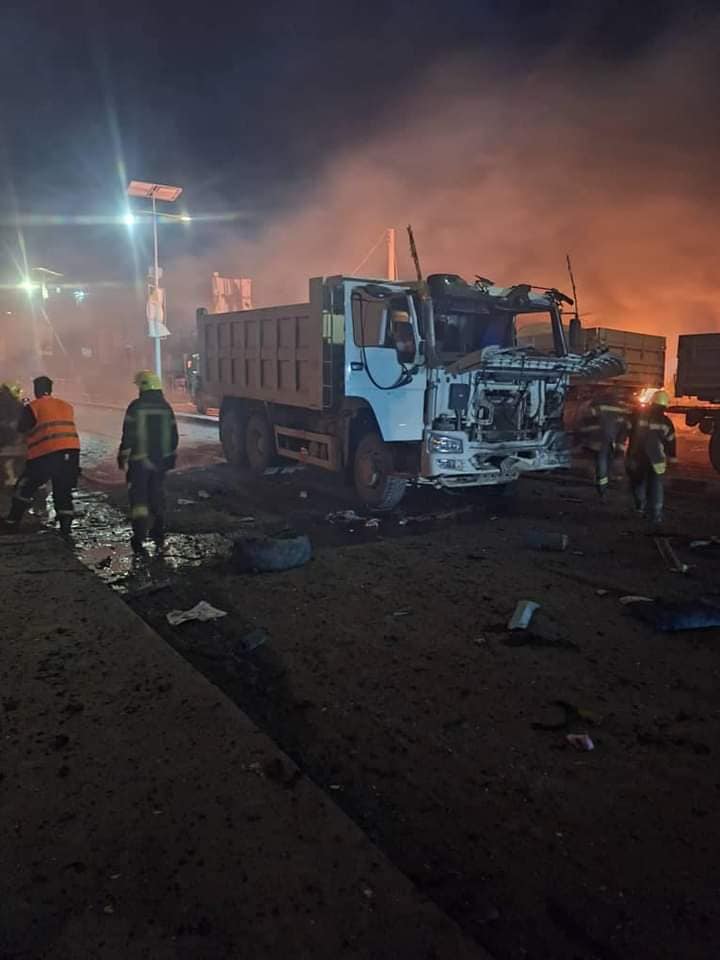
[433,297,514,356]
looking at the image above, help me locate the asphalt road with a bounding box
[15,400,720,960]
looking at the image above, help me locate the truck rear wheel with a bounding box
[220,407,247,467]
[709,428,720,474]
[353,432,407,511]
[246,412,276,474]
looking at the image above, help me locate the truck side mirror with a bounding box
[568,314,582,352]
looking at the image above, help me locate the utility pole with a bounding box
[386,228,398,282]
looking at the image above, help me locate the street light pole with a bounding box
[127,180,184,386]
[151,192,162,379]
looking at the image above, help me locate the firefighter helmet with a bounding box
[651,389,670,408]
[133,370,162,392]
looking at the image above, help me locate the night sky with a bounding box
[0,0,716,293]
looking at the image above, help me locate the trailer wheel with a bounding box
[353,431,407,511]
[220,406,247,467]
[699,417,715,436]
[245,412,276,474]
[709,428,720,474]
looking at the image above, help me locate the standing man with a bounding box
[1,376,80,537]
[626,389,677,526]
[578,389,632,498]
[118,370,178,554]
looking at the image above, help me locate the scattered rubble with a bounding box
[166,601,228,626]
[566,733,595,751]
[508,600,540,630]
[525,531,569,552]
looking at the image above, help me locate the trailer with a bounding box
[672,333,720,474]
[198,274,625,509]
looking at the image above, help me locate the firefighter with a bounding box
[625,389,677,525]
[118,370,178,554]
[0,382,23,487]
[578,389,632,498]
[1,376,80,536]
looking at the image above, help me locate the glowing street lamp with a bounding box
[126,180,184,381]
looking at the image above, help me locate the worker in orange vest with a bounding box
[1,376,80,538]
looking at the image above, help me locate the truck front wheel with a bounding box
[246,412,276,474]
[353,432,407,511]
[709,427,720,474]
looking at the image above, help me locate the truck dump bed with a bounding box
[676,333,720,402]
[582,328,665,388]
[197,278,325,410]
[518,326,665,388]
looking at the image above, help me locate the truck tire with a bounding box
[245,412,276,474]
[353,431,407,511]
[699,417,715,436]
[232,531,312,573]
[709,428,720,474]
[220,406,248,467]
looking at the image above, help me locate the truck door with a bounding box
[345,284,426,442]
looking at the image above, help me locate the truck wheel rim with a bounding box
[358,452,381,489]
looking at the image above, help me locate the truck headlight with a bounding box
[436,458,464,470]
[430,434,464,453]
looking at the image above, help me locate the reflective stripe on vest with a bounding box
[26,397,80,460]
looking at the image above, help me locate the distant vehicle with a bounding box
[672,333,720,474]
[197,273,625,509]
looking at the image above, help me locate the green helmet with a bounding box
[1,382,22,400]
[133,370,162,392]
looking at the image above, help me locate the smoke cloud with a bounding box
[167,14,719,373]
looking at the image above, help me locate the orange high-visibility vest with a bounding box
[25,396,80,461]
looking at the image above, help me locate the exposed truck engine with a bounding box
[198,272,625,509]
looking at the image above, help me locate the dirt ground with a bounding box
[6,411,720,960]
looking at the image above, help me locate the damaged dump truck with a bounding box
[198,273,625,509]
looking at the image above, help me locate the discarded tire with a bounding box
[232,531,312,573]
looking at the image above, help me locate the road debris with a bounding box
[626,599,720,632]
[595,589,609,596]
[525,531,569,552]
[689,537,720,549]
[654,537,689,574]
[619,595,653,605]
[508,600,540,630]
[166,601,228,626]
[197,490,211,500]
[392,609,412,618]
[232,532,312,572]
[299,490,308,499]
[326,510,362,525]
[566,733,595,751]
[126,579,171,599]
[237,627,269,652]
[176,498,196,506]
[365,517,380,528]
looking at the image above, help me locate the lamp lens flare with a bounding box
[123,213,136,227]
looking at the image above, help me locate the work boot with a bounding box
[131,535,148,556]
[59,516,73,541]
[149,522,165,552]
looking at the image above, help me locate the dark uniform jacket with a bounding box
[119,390,178,470]
[579,399,632,453]
[627,408,677,475]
